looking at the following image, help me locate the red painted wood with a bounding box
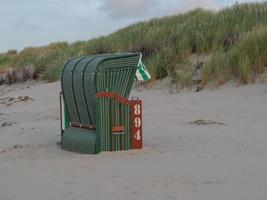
[112,125,125,133]
[129,99,143,149]
[96,92,129,105]
[70,122,96,130]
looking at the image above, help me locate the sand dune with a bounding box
[0,81,267,200]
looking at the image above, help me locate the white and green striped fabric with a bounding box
[135,54,151,81]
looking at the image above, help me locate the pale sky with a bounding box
[0,0,264,52]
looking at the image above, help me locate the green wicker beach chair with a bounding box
[60,53,144,154]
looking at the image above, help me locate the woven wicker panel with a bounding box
[62,127,96,154]
[73,57,94,124]
[61,58,80,123]
[84,53,140,125]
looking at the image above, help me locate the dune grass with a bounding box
[0,2,266,86]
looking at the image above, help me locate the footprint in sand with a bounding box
[0,121,16,127]
[0,193,10,200]
[0,96,34,106]
[189,119,227,126]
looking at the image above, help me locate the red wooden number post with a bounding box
[130,98,142,149]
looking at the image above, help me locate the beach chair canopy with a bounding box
[61,53,140,126]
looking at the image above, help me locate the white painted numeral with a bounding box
[134,130,141,140]
[134,104,141,115]
[134,117,141,128]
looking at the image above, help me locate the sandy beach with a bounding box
[0,81,267,200]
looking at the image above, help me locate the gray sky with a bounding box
[0,0,264,52]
